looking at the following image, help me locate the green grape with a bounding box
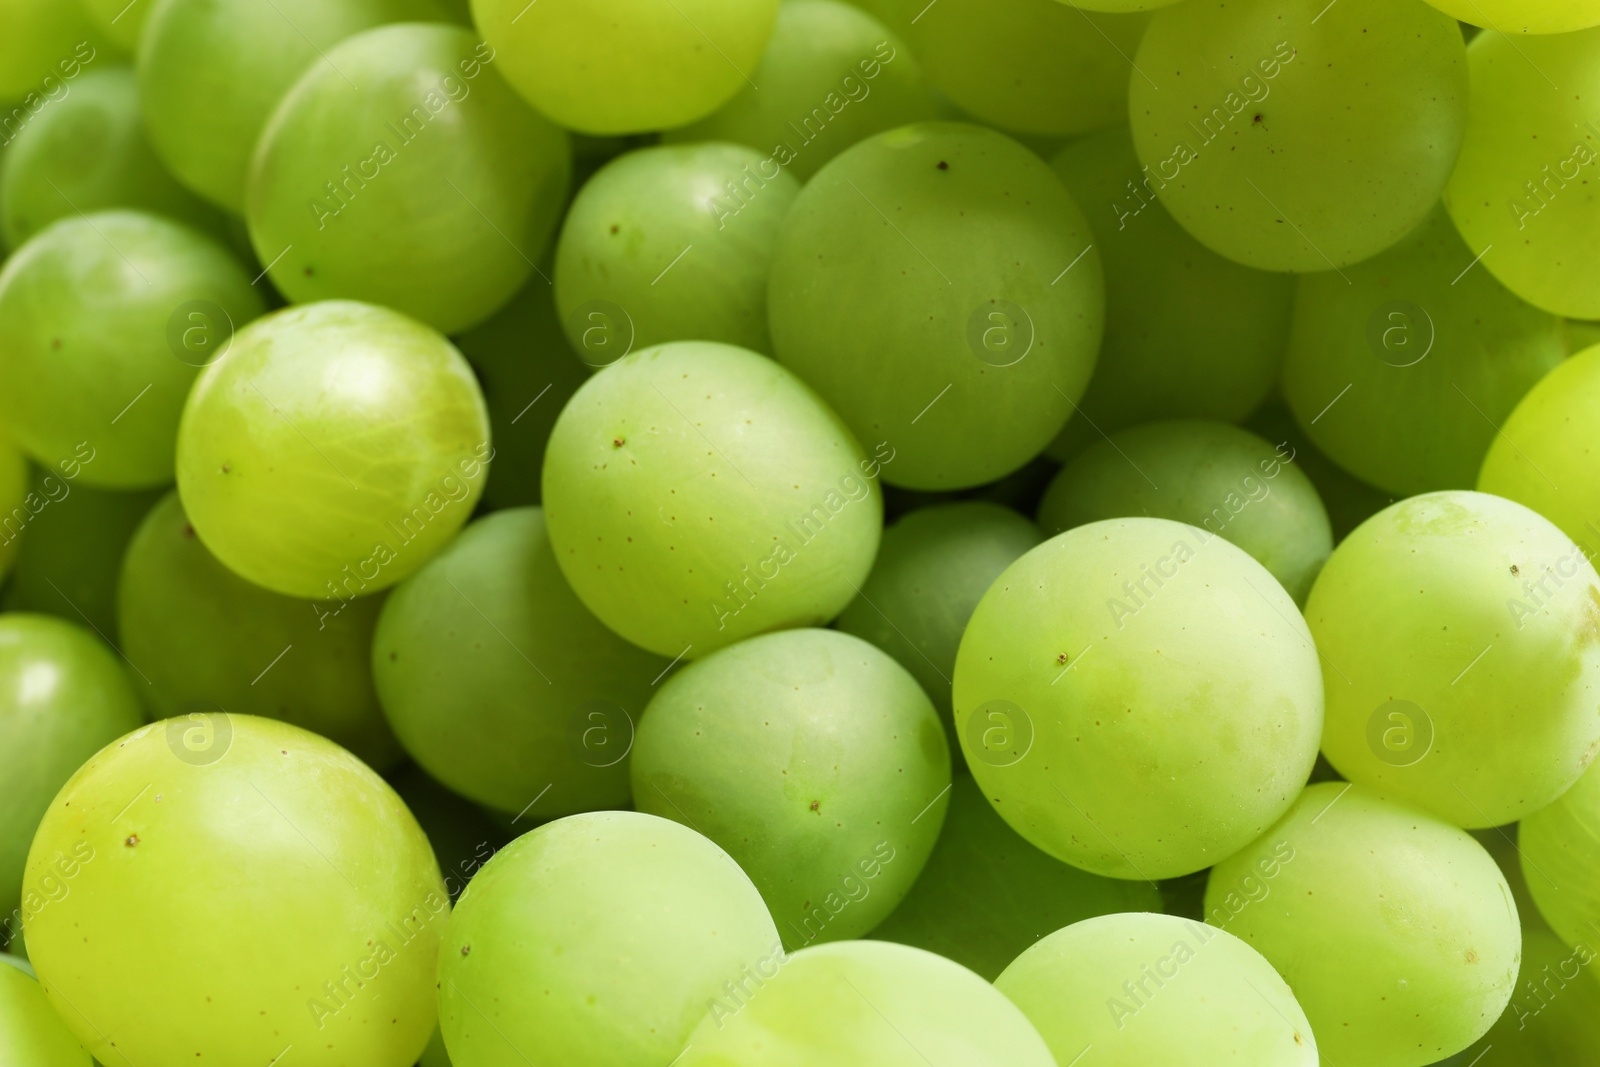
[373,507,669,818]
[0,471,161,639]
[24,715,445,1067]
[1048,126,1292,436]
[452,275,588,510]
[1037,421,1333,604]
[1307,491,1600,828]
[1282,207,1562,497]
[0,67,224,249]
[663,1,935,181]
[541,341,882,658]
[843,0,909,36]
[1521,759,1600,954]
[1206,782,1520,1067]
[0,434,25,582]
[1480,348,1600,556]
[834,501,1040,730]
[680,939,1057,1066]
[0,957,89,1066]
[952,517,1323,879]
[0,614,143,944]
[1244,401,1396,543]
[1453,924,1600,1067]
[470,0,780,135]
[0,210,265,488]
[247,23,572,336]
[437,810,781,1067]
[995,912,1318,1066]
[1130,0,1467,271]
[385,765,507,902]
[175,300,491,599]
[0,1,103,103]
[137,0,451,212]
[553,143,799,357]
[1426,0,1600,36]
[870,775,1161,980]
[118,490,403,769]
[632,628,950,948]
[907,0,1147,137]
[767,122,1105,490]
[81,0,150,53]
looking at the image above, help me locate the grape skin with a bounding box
[0,958,89,1066]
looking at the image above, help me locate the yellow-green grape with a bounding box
[80,0,149,52]
[0,211,265,488]
[1131,0,1467,271]
[1282,207,1562,497]
[0,957,89,1067]
[437,811,782,1067]
[1244,402,1396,543]
[374,507,669,819]
[907,0,1147,137]
[996,912,1318,1067]
[664,1,935,181]
[1308,491,1600,828]
[453,276,588,510]
[541,341,882,658]
[247,23,572,335]
[1425,0,1600,35]
[0,67,223,249]
[633,629,950,948]
[870,775,1161,980]
[118,490,403,769]
[469,0,781,135]
[1049,126,1292,436]
[0,435,25,582]
[24,715,445,1067]
[1452,924,1600,1067]
[137,0,451,212]
[835,501,1041,730]
[952,517,1323,879]
[554,143,799,358]
[768,122,1105,490]
[1480,346,1600,555]
[0,615,143,943]
[0,0,104,103]
[1207,783,1520,1067]
[1444,28,1600,317]
[1521,759,1600,953]
[679,940,1058,1067]
[175,301,491,599]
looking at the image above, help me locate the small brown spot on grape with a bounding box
[613,437,625,448]
[936,160,949,170]
[125,834,139,848]
[461,944,471,956]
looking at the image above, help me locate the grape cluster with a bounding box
[3,0,1600,1065]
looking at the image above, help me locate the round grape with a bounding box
[1424,0,1600,34]
[0,958,88,1067]
[1520,760,1600,954]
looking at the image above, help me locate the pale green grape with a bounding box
[0,435,25,582]
[870,775,1161,980]
[553,143,799,357]
[1283,207,1562,497]
[0,1,103,103]
[81,0,150,52]
[1479,346,1600,555]
[952,517,1323,879]
[0,67,223,248]
[1038,421,1332,604]
[1425,0,1600,35]
[1308,491,1600,828]
[248,23,572,335]
[437,810,781,1067]
[541,341,882,658]
[996,912,1318,1066]
[470,0,780,134]
[1206,782,1520,1067]
[0,957,89,1066]
[137,0,451,212]
[1048,126,1292,438]
[452,275,588,509]
[907,0,1147,137]
[768,122,1105,490]
[1131,0,1467,271]
[1521,759,1600,954]
[679,940,1057,1066]
[664,1,935,181]
[0,472,161,638]
[0,615,143,944]
[118,490,403,769]
[835,501,1039,729]
[24,715,445,1067]
[175,300,491,599]
[374,507,669,818]
[1244,402,1395,543]
[1452,924,1600,1067]
[0,211,265,488]
[633,628,950,948]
